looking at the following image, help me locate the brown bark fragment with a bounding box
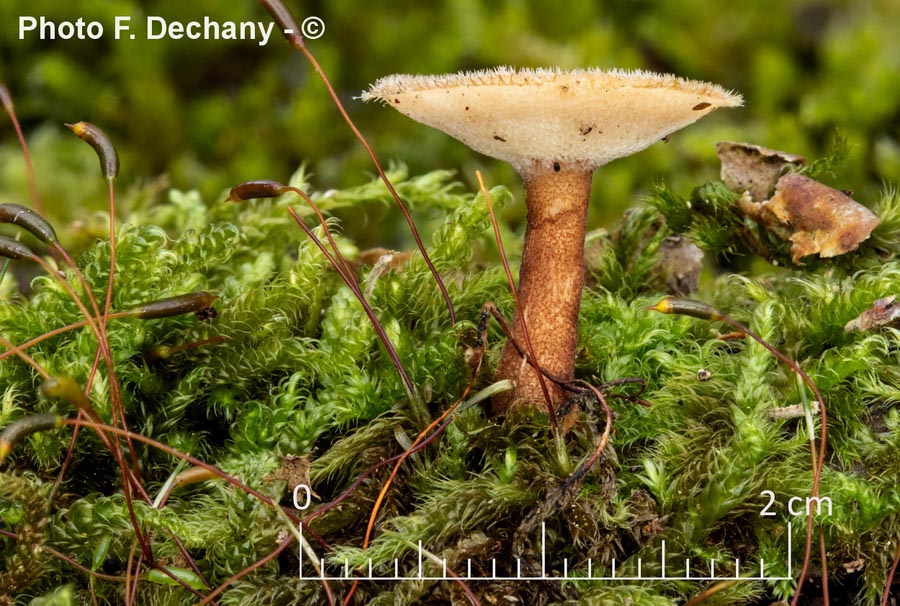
[717,141,805,202]
[739,173,879,263]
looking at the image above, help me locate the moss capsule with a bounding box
[0,235,36,260]
[0,414,64,463]
[258,0,303,47]
[225,180,288,202]
[646,297,725,322]
[65,121,119,181]
[143,345,173,362]
[0,203,58,243]
[129,292,218,320]
[143,336,227,362]
[41,376,93,415]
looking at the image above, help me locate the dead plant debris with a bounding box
[845,295,900,332]
[717,140,806,202]
[738,172,879,263]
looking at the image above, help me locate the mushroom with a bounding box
[362,67,741,413]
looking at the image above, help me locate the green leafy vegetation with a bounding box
[2,155,899,603]
[1,1,899,605]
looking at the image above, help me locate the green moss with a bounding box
[1,128,899,604]
[2,2,900,603]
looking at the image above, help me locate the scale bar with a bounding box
[297,574,796,582]
[541,523,546,577]
[661,540,666,579]
[297,522,793,584]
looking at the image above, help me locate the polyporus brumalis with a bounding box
[362,67,742,413]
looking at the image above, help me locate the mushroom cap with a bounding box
[362,67,742,174]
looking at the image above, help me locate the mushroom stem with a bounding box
[493,165,592,413]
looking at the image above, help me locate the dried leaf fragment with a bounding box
[844,296,900,332]
[356,247,413,269]
[739,173,879,263]
[264,454,316,496]
[766,400,820,419]
[717,141,805,202]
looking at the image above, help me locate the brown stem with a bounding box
[493,165,592,413]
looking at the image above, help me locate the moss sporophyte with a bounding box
[363,67,741,413]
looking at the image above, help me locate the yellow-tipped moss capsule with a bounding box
[143,345,173,362]
[0,203,58,243]
[646,297,725,322]
[0,414,65,463]
[0,234,36,260]
[65,121,119,182]
[41,376,93,415]
[144,336,227,362]
[225,180,289,202]
[173,466,218,487]
[129,292,218,320]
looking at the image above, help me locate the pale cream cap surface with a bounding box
[362,67,742,173]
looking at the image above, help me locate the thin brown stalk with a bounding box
[0,334,51,379]
[64,418,300,524]
[124,541,137,606]
[649,297,828,606]
[0,83,44,213]
[257,0,456,326]
[820,528,830,606]
[198,535,319,606]
[287,206,417,400]
[0,528,125,582]
[682,579,738,606]
[570,380,613,481]
[306,414,454,525]
[27,254,140,485]
[346,385,474,604]
[882,536,900,606]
